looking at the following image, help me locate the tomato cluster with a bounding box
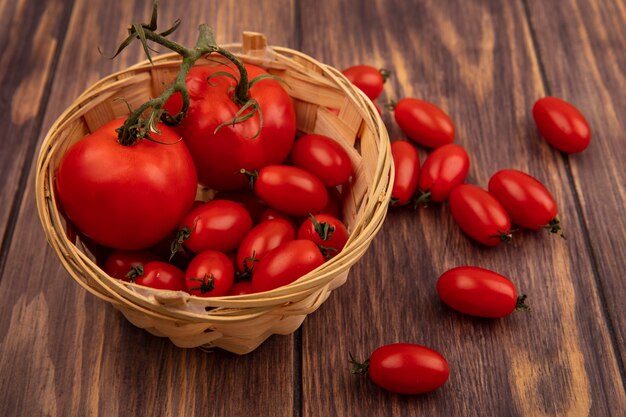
[57,63,355,297]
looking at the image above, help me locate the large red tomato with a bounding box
[165,64,296,190]
[55,118,197,250]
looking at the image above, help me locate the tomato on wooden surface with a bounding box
[390,140,420,206]
[103,250,160,281]
[488,169,562,235]
[532,96,591,153]
[437,266,528,318]
[297,214,349,259]
[165,64,296,190]
[341,65,389,100]
[173,200,253,255]
[290,134,353,187]
[236,219,296,274]
[185,250,235,297]
[393,98,455,149]
[55,118,197,250]
[129,261,187,291]
[248,165,328,216]
[416,144,469,206]
[351,343,449,394]
[449,184,513,246]
[251,240,325,292]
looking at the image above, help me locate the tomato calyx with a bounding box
[379,68,391,82]
[488,229,516,244]
[309,214,335,241]
[236,251,259,281]
[125,265,144,281]
[516,294,531,312]
[413,191,431,209]
[188,273,216,294]
[240,169,259,190]
[318,244,338,260]
[349,353,370,375]
[170,226,193,260]
[544,218,566,239]
[384,100,397,111]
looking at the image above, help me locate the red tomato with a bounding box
[532,96,591,153]
[251,165,328,216]
[488,169,562,234]
[351,343,449,394]
[259,208,297,227]
[393,98,455,149]
[55,118,197,250]
[322,186,343,218]
[165,64,296,190]
[236,219,296,274]
[416,144,469,206]
[103,250,160,281]
[252,240,325,292]
[449,184,513,246]
[390,140,420,206]
[341,65,388,100]
[297,214,349,258]
[290,134,353,187]
[437,267,528,318]
[228,280,255,296]
[185,250,234,297]
[131,261,187,291]
[213,190,267,223]
[174,200,253,255]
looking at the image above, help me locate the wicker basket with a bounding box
[36,32,392,354]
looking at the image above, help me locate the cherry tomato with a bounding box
[56,118,197,250]
[351,343,449,394]
[174,200,253,255]
[488,169,562,234]
[290,134,353,187]
[390,140,420,206]
[532,96,591,153]
[259,208,297,227]
[103,250,160,281]
[437,266,528,318]
[165,64,296,190]
[228,280,255,296]
[250,165,328,216]
[449,184,513,246]
[130,261,186,291]
[185,250,234,297]
[416,144,469,206]
[297,214,349,259]
[393,98,455,149]
[236,219,296,274]
[213,190,267,223]
[341,65,389,100]
[252,240,325,292]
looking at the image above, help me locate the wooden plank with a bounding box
[0,0,72,261]
[525,0,626,367]
[300,0,625,416]
[0,1,296,416]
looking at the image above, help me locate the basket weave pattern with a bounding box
[36,32,392,354]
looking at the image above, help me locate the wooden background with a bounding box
[0,0,624,415]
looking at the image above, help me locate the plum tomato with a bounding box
[290,134,353,187]
[532,96,591,153]
[390,140,420,206]
[236,219,296,274]
[130,261,187,291]
[249,165,328,216]
[449,184,513,246]
[173,200,253,255]
[297,214,349,259]
[103,250,160,281]
[251,240,325,292]
[185,250,235,297]
[488,169,562,235]
[393,98,455,149]
[341,65,389,100]
[55,118,197,250]
[416,144,469,206]
[351,343,450,394]
[213,190,267,223]
[164,64,296,190]
[437,266,528,318]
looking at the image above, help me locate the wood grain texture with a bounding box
[299,0,625,416]
[0,1,296,416]
[525,0,626,367]
[0,0,72,260]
